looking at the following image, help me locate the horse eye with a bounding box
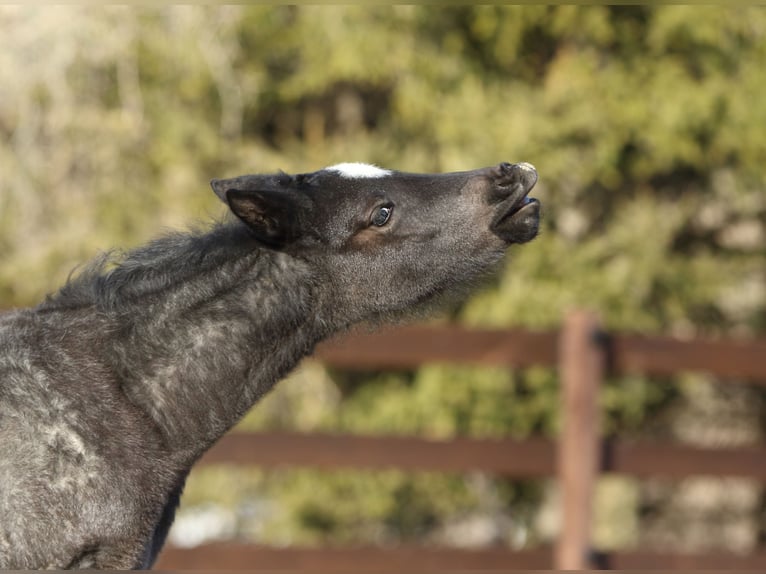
[371,205,393,227]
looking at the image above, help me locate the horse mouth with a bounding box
[502,195,539,221]
[490,164,541,244]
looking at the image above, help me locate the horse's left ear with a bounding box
[224,188,303,249]
[211,177,245,203]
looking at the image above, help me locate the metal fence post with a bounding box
[555,309,606,570]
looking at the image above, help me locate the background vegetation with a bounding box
[1,5,764,555]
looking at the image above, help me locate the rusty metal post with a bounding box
[555,310,605,570]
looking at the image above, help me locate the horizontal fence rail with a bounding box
[157,543,553,570]
[315,324,766,381]
[314,324,559,370]
[611,333,766,381]
[156,543,766,571]
[197,432,766,481]
[197,432,557,477]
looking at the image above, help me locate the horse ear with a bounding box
[210,178,231,203]
[211,177,256,203]
[224,189,302,248]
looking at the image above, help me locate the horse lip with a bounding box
[489,196,541,243]
[514,196,540,215]
[493,188,537,227]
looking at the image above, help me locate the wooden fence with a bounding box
[156,310,766,570]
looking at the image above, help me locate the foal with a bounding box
[0,162,540,568]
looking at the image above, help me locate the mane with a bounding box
[41,219,258,312]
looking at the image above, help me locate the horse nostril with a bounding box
[488,161,539,206]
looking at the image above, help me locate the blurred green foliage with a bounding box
[1,5,765,551]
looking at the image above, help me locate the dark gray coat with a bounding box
[0,162,540,568]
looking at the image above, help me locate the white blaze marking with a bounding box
[325,162,391,178]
